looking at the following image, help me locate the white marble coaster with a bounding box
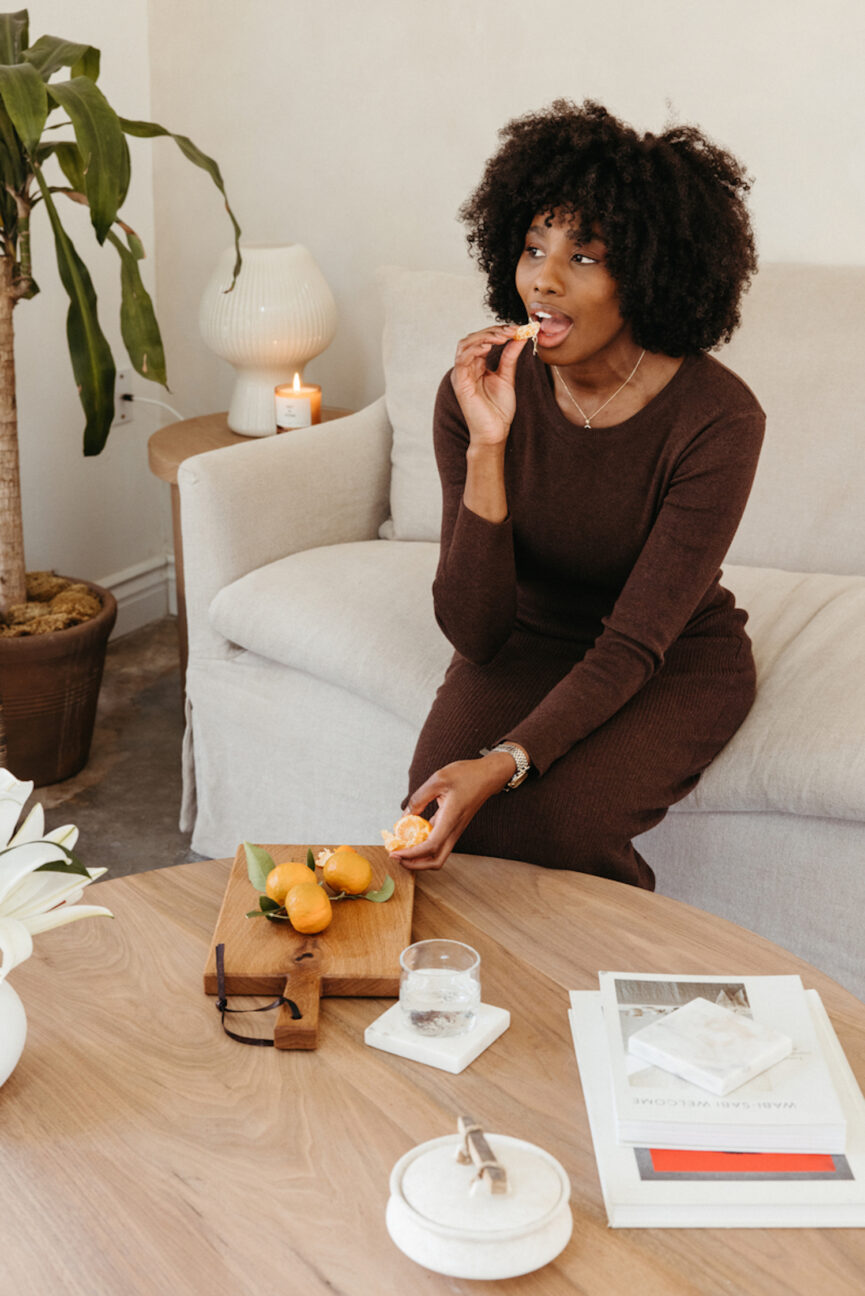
[364,1003,510,1074]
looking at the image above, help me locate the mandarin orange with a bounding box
[323,848,373,895]
[285,881,333,933]
[265,860,316,905]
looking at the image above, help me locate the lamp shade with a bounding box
[199,243,338,436]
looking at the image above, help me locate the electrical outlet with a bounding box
[115,369,133,424]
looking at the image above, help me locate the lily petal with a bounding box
[45,824,80,851]
[0,915,34,981]
[7,803,45,847]
[2,868,106,920]
[0,777,34,849]
[0,842,78,908]
[23,903,113,936]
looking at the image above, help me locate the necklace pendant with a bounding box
[584,419,592,429]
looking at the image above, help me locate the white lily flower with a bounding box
[0,770,112,984]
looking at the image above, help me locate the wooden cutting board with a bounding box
[203,844,415,1049]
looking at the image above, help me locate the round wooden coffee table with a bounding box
[4,854,865,1295]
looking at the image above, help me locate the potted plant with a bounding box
[0,8,241,782]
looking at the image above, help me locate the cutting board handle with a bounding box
[274,950,322,1049]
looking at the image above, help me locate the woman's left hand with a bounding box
[390,752,517,871]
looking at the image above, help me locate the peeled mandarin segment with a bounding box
[381,814,432,850]
[393,814,432,846]
[514,320,540,341]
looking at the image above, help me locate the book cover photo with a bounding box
[597,972,846,1153]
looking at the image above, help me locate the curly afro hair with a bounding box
[460,100,757,356]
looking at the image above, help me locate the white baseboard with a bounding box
[97,554,176,639]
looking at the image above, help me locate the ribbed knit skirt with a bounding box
[407,623,756,890]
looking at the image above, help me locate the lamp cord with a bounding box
[125,395,186,422]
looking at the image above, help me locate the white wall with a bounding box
[14,0,170,634]
[147,0,865,418]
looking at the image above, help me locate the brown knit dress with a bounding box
[407,345,765,889]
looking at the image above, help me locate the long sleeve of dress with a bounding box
[431,372,517,663]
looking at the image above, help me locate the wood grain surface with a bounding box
[203,844,414,1049]
[203,844,414,996]
[3,853,865,1296]
[147,408,354,483]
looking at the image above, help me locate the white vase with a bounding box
[0,979,27,1087]
[199,243,338,437]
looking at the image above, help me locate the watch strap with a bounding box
[486,741,532,790]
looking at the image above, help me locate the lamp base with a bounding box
[228,366,301,437]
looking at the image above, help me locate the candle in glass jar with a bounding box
[275,373,322,430]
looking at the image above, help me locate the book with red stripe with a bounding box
[569,989,865,1228]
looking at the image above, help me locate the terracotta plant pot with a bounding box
[0,579,117,785]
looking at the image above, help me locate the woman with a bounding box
[390,100,764,886]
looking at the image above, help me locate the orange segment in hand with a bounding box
[381,814,432,851]
[513,320,540,341]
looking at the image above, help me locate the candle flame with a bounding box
[292,372,301,392]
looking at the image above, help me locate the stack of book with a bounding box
[569,972,865,1227]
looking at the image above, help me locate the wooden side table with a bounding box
[148,408,352,688]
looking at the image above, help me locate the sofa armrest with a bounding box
[179,396,393,659]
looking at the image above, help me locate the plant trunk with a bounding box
[0,256,26,620]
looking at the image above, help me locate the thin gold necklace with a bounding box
[553,350,646,428]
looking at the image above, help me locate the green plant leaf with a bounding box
[0,9,29,65]
[33,855,89,876]
[264,912,293,923]
[259,894,280,912]
[31,843,89,877]
[52,139,86,191]
[0,99,26,194]
[23,34,100,83]
[364,875,395,903]
[32,167,116,455]
[105,227,167,386]
[306,849,316,871]
[0,61,48,153]
[118,223,145,260]
[47,77,128,241]
[119,116,242,285]
[243,841,274,893]
[245,909,269,918]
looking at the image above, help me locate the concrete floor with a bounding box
[30,617,194,878]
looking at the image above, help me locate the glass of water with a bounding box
[399,939,481,1038]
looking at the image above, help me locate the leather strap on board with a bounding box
[215,942,302,1046]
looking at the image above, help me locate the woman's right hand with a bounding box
[451,326,529,449]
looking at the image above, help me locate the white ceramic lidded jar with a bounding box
[198,243,337,436]
[386,1116,573,1280]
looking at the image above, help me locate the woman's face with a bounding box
[514,209,633,367]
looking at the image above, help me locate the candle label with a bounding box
[275,394,313,430]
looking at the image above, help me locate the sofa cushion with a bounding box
[378,266,491,542]
[721,264,865,576]
[211,549,865,824]
[687,563,865,820]
[209,540,451,726]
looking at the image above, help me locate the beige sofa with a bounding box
[179,264,865,1001]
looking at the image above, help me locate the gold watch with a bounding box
[487,741,532,791]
